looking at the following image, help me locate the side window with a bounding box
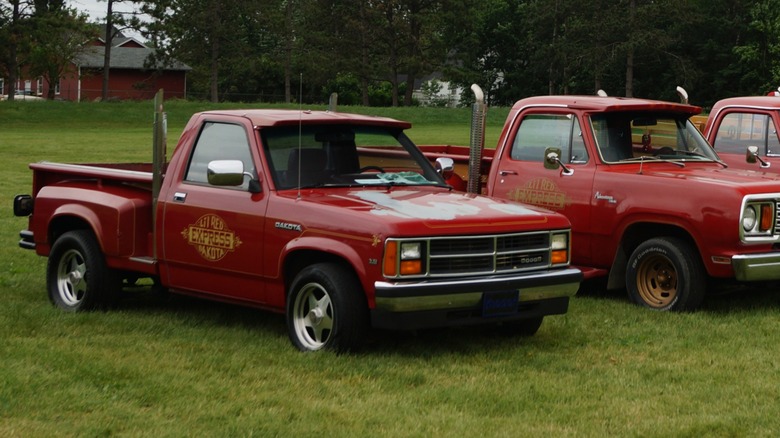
[511,114,588,164]
[185,122,256,189]
[768,118,780,156]
[713,112,770,154]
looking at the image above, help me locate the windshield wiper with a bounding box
[618,155,685,168]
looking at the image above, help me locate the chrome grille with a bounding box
[387,231,565,279]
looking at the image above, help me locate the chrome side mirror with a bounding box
[544,147,573,175]
[746,146,771,168]
[435,157,455,179]
[207,160,262,192]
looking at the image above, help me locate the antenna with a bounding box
[297,73,303,199]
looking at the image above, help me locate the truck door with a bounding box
[488,111,596,265]
[161,120,268,303]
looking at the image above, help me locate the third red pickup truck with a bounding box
[700,93,780,171]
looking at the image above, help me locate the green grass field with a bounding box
[2,100,780,436]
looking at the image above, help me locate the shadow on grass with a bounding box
[114,284,571,356]
[571,276,780,315]
[117,285,288,338]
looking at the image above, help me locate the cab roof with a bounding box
[511,95,702,116]
[194,109,412,129]
[710,95,780,112]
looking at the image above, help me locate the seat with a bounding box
[287,148,328,187]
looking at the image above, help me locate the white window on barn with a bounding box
[37,78,43,95]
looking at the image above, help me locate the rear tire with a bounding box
[626,237,706,311]
[47,230,120,311]
[287,263,369,352]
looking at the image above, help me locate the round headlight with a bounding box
[743,205,757,232]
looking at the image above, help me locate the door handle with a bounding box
[499,170,518,176]
[173,192,187,202]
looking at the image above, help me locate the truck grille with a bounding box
[386,231,565,279]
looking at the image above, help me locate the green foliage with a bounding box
[4,101,780,435]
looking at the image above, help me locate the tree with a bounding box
[0,0,31,101]
[97,0,144,101]
[734,0,780,95]
[28,1,94,99]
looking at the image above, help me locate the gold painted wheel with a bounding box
[635,253,678,309]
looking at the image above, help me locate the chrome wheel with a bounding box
[291,282,334,350]
[56,248,88,307]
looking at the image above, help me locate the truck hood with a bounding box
[276,187,571,236]
[608,163,780,193]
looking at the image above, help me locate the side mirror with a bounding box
[544,147,574,175]
[435,157,455,179]
[207,160,262,192]
[746,146,771,168]
[544,148,562,170]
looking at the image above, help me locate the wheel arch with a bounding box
[47,213,99,254]
[607,221,703,290]
[282,245,370,305]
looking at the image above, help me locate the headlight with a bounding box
[742,205,757,232]
[741,201,775,238]
[550,232,570,265]
[400,242,421,260]
[383,240,424,277]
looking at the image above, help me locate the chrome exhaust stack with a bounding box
[468,84,487,194]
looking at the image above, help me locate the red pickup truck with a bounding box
[699,94,780,171]
[13,98,581,352]
[412,94,780,311]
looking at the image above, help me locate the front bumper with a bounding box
[371,267,582,330]
[732,253,780,281]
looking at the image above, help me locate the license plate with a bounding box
[482,290,519,317]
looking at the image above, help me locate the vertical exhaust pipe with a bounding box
[468,84,487,194]
[152,89,167,258]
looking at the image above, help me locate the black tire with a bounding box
[626,237,706,311]
[286,263,369,352]
[46,230,120,311]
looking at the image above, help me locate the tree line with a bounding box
[2,0,780,108]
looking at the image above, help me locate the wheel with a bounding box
[46,230,120,311]
[359,165,385,173]
[626,237,706,311]
[286,263,369,352]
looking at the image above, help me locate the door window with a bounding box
[185,122,256,189]
[511,114,588,164]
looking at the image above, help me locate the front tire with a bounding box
[287,263,369,352]
[626,237,706,311]
[47,230,120,311]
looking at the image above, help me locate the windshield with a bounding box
[261,124,447,189]
[590,112,720,163]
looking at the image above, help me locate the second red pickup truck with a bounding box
[414,94,780,311]
[13,97,581,352]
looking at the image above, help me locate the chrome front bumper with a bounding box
[732,253,780,281]
[373,267,582,313]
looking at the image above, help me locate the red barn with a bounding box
[2,29,190,102]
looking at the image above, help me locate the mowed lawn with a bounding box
[2,100,780,437]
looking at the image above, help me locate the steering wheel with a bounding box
[653,147,675,156]
[359,165,385,173]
